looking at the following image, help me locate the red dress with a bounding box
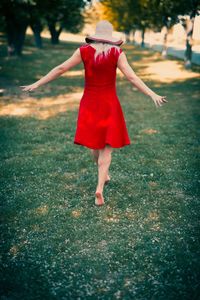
[73,44,131,150]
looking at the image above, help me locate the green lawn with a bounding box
[0,33,200,300]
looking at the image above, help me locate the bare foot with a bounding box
[95,191,105,206]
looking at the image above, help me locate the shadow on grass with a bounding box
[1,259,56,300]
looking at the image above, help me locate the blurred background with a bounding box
[0,0,200,67]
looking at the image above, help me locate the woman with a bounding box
[20,20,167,206]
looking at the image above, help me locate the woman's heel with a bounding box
[95,191,105,206]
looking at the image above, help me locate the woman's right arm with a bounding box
[20,48,82,92]
[117,52,167,107]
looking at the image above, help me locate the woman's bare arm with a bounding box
[20,48,82,91]
[117,52,167,107]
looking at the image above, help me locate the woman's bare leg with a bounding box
[90,149,99,165]
[90,149,111,181]
[95,145,113,197]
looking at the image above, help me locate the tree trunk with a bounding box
[5,13,28,56]
[162,26,168,58]
[131,30,135,44]
[48,22,63,44]
[141,28,145,48]
[124,30,131,43]
[15,24,28,55]
[184,13,195,69]
[30,22,43,48]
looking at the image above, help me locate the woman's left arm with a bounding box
[20,48,82,92]
[117,52,167,107]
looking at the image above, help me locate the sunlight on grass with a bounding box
[71,210,82,217]
[124,278,132,287]
[9,240,29,257]
[0,91,83,119]
[148,181,158,187]
[140,128,158,134]
[32,224,41,231]
[143,60,200,83]
[148,211,159,220]
[35,205,49,215]
[125,211,136,220]
[151,224,161,231]
[104,214,120,222]
[9,245,19,256]
[22,50,35,55]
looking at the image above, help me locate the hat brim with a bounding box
[85,36,124,46]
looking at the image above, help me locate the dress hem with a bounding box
[73,140,131,150]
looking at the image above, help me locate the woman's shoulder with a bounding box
[79,43,91,56]
[108,45,123,56]
[79,43,90,49]
[110,46,124,60]
[79,43,91,61]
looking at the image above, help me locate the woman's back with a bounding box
[74,43,130,150]
[80,44,123,89]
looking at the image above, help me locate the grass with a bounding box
[0,33,200,300]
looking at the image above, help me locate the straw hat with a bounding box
[85,20,124,46]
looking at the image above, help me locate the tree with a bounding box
[178,0,199,68]
[44,0,91,45]
[0,0,91,55]
[148,0,199,62]
[0,0,30,56]
[100,0,137,43]
[100,0,200,67]
[100,0,163,46]
[28,0,47,49]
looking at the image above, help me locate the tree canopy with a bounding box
[0,0,91,55]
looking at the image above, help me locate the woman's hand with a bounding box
[20,82,39,92]
[150,93,168,107]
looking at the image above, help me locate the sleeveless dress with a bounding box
[73,44,131,150]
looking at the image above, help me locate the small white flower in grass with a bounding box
[114,290,122,299]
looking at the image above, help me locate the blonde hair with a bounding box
[90,42,121,62]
